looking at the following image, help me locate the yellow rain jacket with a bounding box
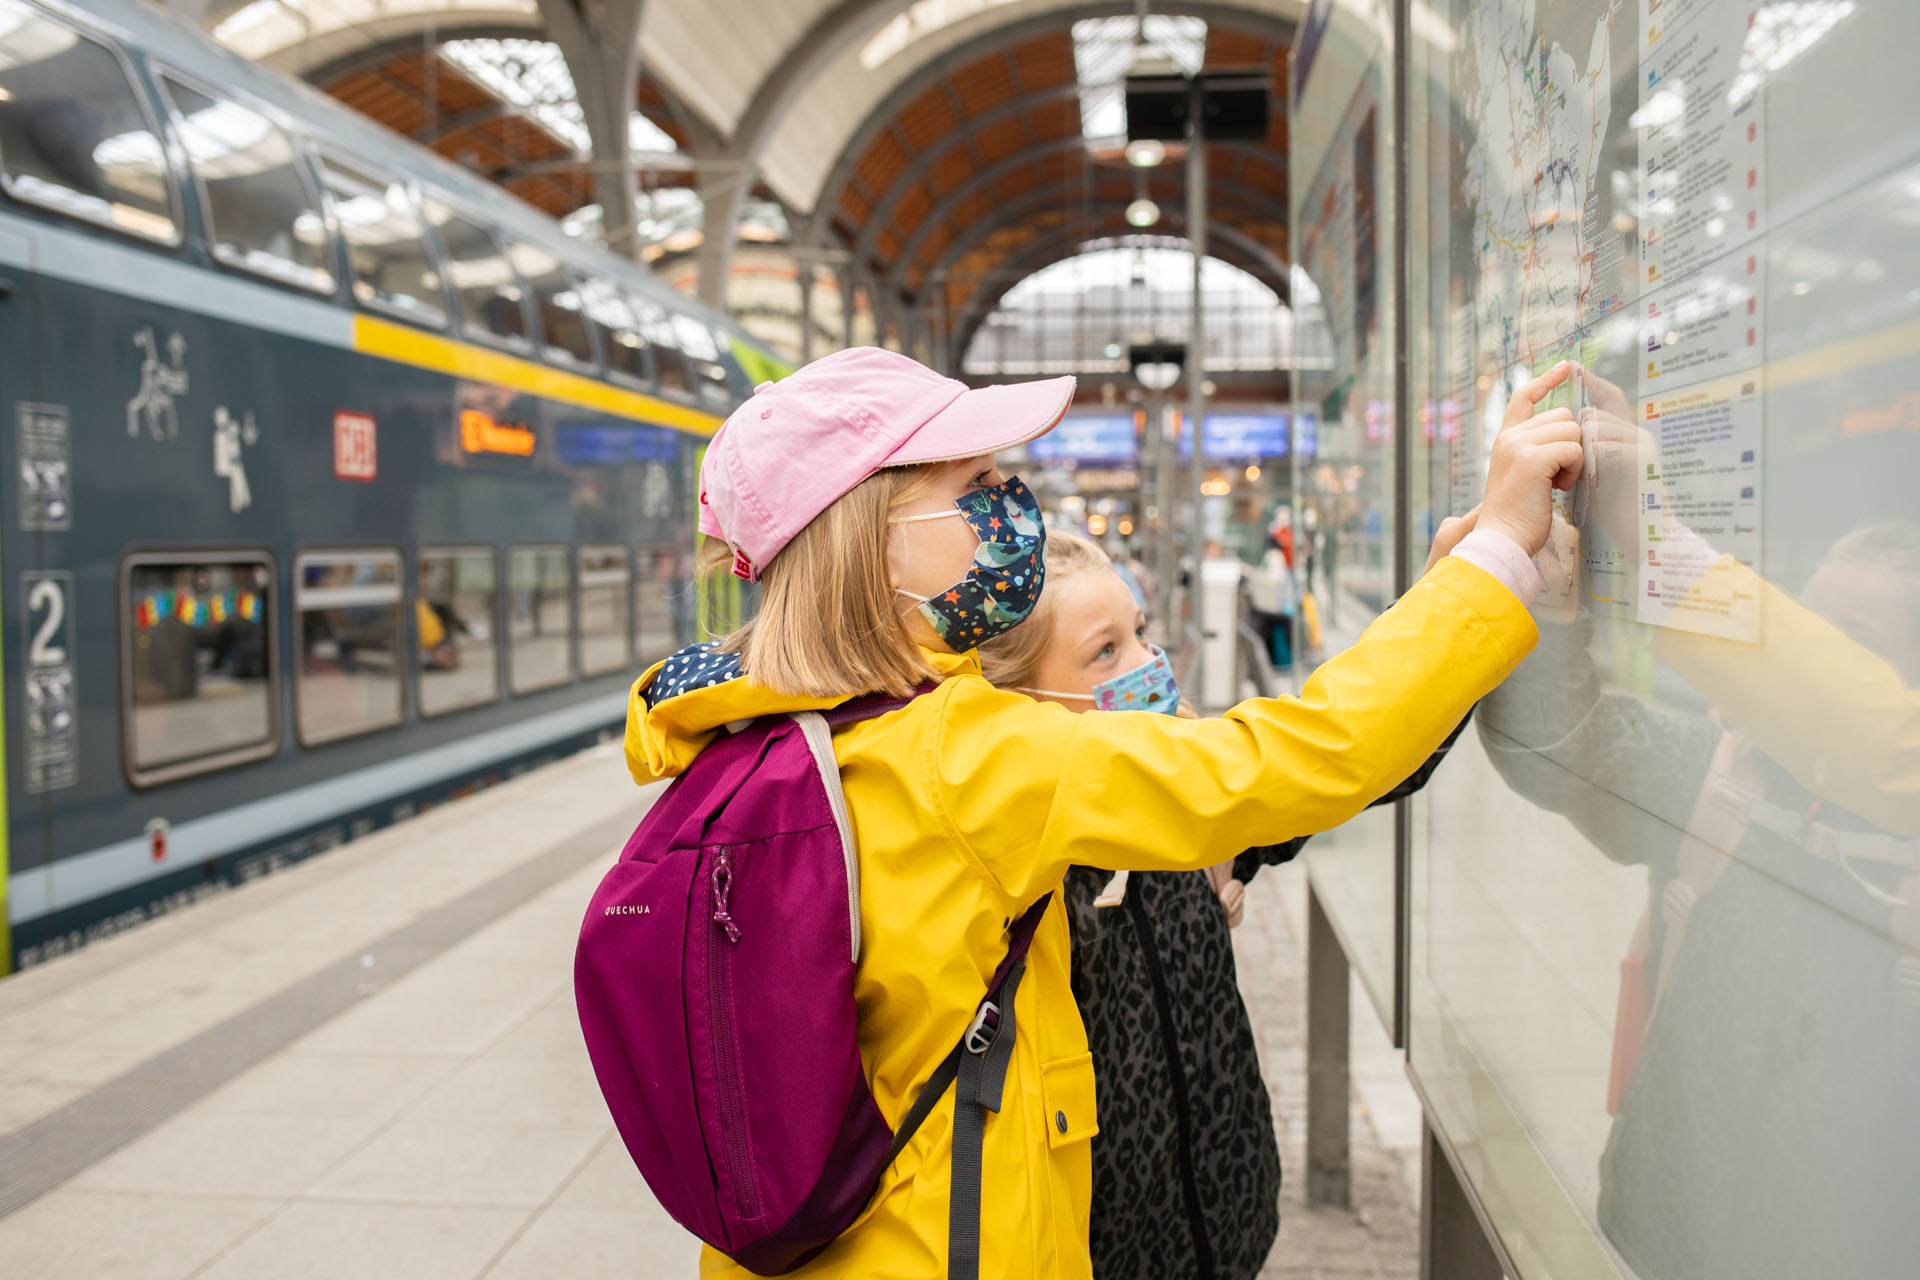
[624,556,1537,1279]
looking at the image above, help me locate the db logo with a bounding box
[334,412,377,482]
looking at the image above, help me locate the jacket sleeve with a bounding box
[1230,711,1474,884]
[932,556,1540,902]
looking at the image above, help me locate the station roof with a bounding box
[206,0,1302,353]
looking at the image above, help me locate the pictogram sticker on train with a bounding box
[17,403,71,531]
[334,412,377,482]
[21,571,77,794]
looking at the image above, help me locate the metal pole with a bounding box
[1156,395,1178,649]
[1422,1122,1506,1280]
[838,266,856,350]
[930,271,947,372]
[1307,878,1352,1207]
[1391,0,1415,1051]
[1186,85,1208,698]
[798,265,816,365]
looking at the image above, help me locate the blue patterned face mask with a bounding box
[1023,645,1181,714]
[893,476,1047,648]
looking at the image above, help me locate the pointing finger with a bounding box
[1503,360,1572,427]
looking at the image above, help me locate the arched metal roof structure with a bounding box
[305,29,697,218]
[204,0,1302,367]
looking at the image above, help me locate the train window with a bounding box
[426,201,529,347]
[293,549,404,745]
[637,300,692,396]
[510,241,597,368]
[0,0,177,242]
[122,553,277,785]
[578,545,631,677]
[672,313,734,408]
[508,546,572,694]
[635,542,683,662]
[417,547,499,717]
[159,76,333,295]
[581,279,650,384]
[318,156,445,326]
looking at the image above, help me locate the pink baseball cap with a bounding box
[698,346,1075,580]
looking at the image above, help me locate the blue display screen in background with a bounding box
[1293,410,1319,459]
[556,423,681,466]
[1029,413,1139,463]
[1180,412,1291,460]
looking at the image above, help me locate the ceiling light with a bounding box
[1126,138,1166,168]
[1135,361,1181,390]
[1126,198,1161,228]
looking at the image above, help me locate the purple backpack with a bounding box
[575,692,1051,1277]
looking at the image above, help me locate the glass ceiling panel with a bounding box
[1070,16,1205,145]
[961,236,1325,378]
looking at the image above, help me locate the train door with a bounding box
[0,220,54,972]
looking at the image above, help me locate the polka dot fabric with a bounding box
[645,641,747,708]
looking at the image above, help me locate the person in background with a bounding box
[1270,505,1296,566]
[979,530,1472,1280]
[1301,503,1321,596]
[1248,511,1298,669]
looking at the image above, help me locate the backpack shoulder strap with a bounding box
[788,683,938,966]
[790,709,861,966]
[878,891,1054,1168]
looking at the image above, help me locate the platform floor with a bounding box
[0,743,1420,1279]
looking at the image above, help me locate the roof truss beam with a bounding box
[854,85,1081,263]
[807,0,1294,244]
[902,143,1287,290]
[705,0,1294,306]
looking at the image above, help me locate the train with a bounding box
[0,0,777,971]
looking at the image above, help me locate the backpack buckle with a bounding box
[964,1001,1002,1055]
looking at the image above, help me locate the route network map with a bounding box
[1452,0,1772,641]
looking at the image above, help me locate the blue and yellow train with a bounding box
[0,0,776,971]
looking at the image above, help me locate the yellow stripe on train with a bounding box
[351,315,726,437]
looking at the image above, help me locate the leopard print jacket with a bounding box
[1068,715,1469,1279]
[1067,861,1288,1280]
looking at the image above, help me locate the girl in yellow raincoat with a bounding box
[624,347,1581,1279]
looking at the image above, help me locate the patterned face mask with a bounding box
[893,475,1047,648]
[1022,645,1181,714]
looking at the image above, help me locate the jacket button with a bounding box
[1055,1111,1068,1134]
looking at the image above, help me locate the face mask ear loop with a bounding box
[1016,687,1097,701]
[889,506,950,605]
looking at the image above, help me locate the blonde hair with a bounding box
[705,464,943,698]
[976,531,1113,690]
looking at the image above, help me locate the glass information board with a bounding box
[1393,1,1920,1276]
[1291,0,1403,1030]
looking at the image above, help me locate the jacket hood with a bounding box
[624,641,981,784]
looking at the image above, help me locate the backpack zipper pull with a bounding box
[711,848,741,943]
